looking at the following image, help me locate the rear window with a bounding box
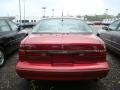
[0,19,11,32]
[32,18,93,34]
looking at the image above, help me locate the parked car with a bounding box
[86,21,94,25]
[0,18,28,67]
[94,21,102,25]
[97,19,120,54]
[16,18,109,81]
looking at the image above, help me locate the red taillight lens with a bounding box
[85,44,106,59]
[19,43,106,63]
[19,44,26,61]
[19,50,26,61]
[85,50,106,59]
[19,50,26,55]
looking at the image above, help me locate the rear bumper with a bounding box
[16,61,109,81]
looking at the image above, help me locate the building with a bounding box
[14,16,42,26]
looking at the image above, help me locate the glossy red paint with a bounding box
[23,34,102,45]
[16,33,109,80]
[16,61,109,80]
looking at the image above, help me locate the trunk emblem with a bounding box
[52,46,59,48]
[61,45,64,49]
[52,45,64,49]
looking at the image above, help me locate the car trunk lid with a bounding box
[20,34,105,66]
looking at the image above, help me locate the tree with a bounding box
[116,13,120,18]
[76,15,81,18]
[85,14,114,21]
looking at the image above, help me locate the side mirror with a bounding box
[18,30,29,36]
[31,25,35,29]
[17,26,21,31]
[96,33,100,36]
[17,25,24,31]
[102,26,109,30]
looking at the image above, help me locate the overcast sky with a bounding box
[0,0,120,17]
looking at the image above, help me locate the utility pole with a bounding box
[62,10,63,17]
[61,10,63,22]
[42,7,46,18]
[19,0,21,26]
[24,0,26,25]
[105,9,108,19]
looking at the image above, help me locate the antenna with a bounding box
[62,10,63,17]
[62,10,63,22]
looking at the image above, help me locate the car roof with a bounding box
[0,18,9,20]
[40,17,83,21]
[38,17,85,24]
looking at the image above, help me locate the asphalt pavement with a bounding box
[0,26,120,90]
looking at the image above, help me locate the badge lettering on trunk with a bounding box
[61,45,64,49]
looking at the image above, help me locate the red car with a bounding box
[16,18,109,81]
[94,21,102,25]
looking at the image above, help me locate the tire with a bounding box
[93,79,99,82]
[0,47,5,67]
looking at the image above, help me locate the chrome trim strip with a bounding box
[20,49,105,54]
[104,38,120,46]
[106,42,120,52]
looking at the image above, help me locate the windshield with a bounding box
[32,18,93,34]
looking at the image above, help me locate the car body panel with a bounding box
[0,19,28,55]
[16,18,109,80]
[99,30,112,44]
[16,61,109,80]
[25,34,101,45]
[98,19,120,54]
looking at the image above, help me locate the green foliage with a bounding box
[85,15,114,21]
[116,13,120,18]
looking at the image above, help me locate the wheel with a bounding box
[93,79,99,82]
[0,48,5,67]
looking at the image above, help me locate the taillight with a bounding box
[86,50,106,59]
[19,43,106,63]
[19,44,26,61]
[19,50,26,55]
[26,50,47,56]
[85,45,106,59]
[74,45,106,64]
[19,44,26,50]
